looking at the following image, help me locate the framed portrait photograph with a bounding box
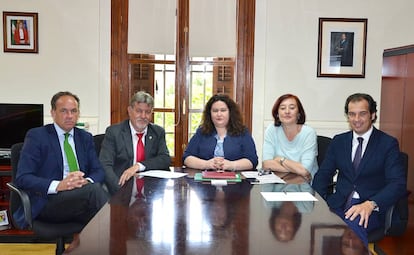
[3,11,38,53]
[317,18,368,78]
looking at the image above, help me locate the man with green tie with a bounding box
[15,91,108,253]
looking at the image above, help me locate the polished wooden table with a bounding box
[71,169,368,255]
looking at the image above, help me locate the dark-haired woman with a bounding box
[183,94,258,171]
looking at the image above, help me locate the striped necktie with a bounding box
[353,137,364,172]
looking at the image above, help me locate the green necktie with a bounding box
[64,133,78,172]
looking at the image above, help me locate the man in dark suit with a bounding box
[312,93,406,246]
[15,91,108,252]
[336,33,353,66]
[99,91,170,196]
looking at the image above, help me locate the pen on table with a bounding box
[251,179,260,184]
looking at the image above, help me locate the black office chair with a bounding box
[93,134,105,156]
[316,135,332,167]
[368,151,410,249]
[317,135,334,193]
[7,142,84,255]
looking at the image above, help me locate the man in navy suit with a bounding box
[313,93,406,246]
[99,91,170,196]
[15,91,108,252]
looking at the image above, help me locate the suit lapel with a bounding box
[46,125,64,178]
[121,121,134,163]
[357,127,379,175]
[145,124,156,156]
[73,128,85,170]
[344,131,354,174]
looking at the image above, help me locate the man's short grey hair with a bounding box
[130,91,154,108]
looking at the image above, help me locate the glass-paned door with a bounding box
[116,0,250,166]
[128,55,234,166]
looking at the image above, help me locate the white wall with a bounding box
[1,0,413,155]
[0,0,111,135]
[252,0,414,167]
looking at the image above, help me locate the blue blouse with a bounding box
[183,127,258,169]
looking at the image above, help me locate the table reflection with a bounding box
[186,177,252,228]
[341,228,367,255]
[262,183,314,242]
[71,169,368,255]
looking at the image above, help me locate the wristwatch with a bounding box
[369,200,379,211]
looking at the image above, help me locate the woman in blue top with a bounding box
[262,94,318,182]
[183,94,258,171]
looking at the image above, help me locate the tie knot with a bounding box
[64,133,70,140]
[137,133,144,140]
[357,137,363,145]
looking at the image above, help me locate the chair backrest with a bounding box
[317,135,332,167]
[93,134,105,157]
[9,142,24,228]
[386,151,410,236]
[9,143,86,254]
[369,151,410,243]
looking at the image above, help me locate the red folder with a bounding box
[202,171,237,179]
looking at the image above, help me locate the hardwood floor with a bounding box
[377,200,414,255]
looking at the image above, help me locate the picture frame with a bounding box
[0,209,10,231]
[3,11,38,53]
[317,18,367,78]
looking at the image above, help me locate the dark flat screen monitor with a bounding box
[0,103,44,150]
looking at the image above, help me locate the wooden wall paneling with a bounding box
[402,53,414,195]
[381,45,414,200]
[380,55,406,143]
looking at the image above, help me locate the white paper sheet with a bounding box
[211,179,228,186]
[241,171,286,184]
[138,170,188,179]
[261,192,318,201]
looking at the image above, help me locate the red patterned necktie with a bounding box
[136,133,145,162]
[136,133,145,198]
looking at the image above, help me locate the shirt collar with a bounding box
[54,123,74,137]
[352,125,373,142]
[129,121,148,136]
